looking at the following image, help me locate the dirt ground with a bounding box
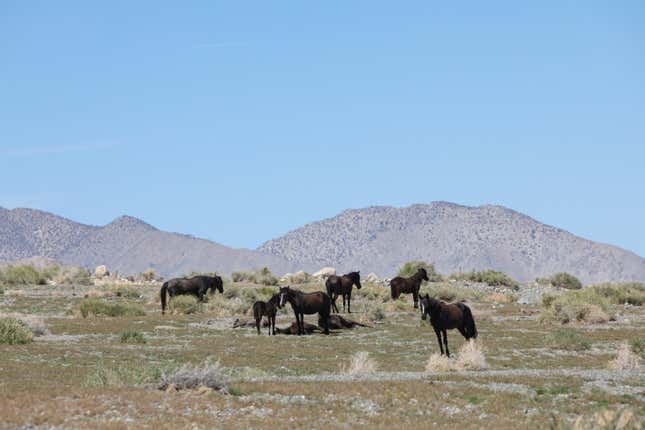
[0,281,643,429]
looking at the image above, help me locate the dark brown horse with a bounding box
[160,275,223,314]
[279,286,331,335]
[390,268,429,308]
[419,294,478,357]
[325,271,362,313]
[319,314,372,330]
[252,294,280,335]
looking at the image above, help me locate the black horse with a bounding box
[160,275,223,314]
[279,286,331,335]
[319,314,371,330]
[390,268,429,308]
[325,271,362,313]
[419,294,478,357]
[252,294,280,335]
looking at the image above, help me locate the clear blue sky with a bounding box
[1,2,644,256]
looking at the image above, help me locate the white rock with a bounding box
[313,267,336,279]
[94,265,109,278]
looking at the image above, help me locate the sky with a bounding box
[1,1,644,256]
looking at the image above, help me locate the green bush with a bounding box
[83,360,177,388]
[397,261,442,282]
[120,330,147,344]
[112,286,142,299]
[629,338,645,359]
[549,273,583,290]
[545,328,591,351]
[0,317,34,344]
[231,267,278,286]
[79,299,146,318]
[0,265,50,285]
[540,289,612,324]
[589,282,645,306]
[169,295,203,314]
[451,270,519,290]
[370,305,387,322]
[56,267,92,286]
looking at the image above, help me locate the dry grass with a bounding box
[570,408,642,430]
[0,317,34,344]
[159,360,229,392]
[607,342,641,371]
[341,351,378,375]
[425,340,487,372]
[484,292,515,304]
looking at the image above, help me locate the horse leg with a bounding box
[271,315,276,336]
[434,328,444,355]
[458,327,469,340]
[300,313,305,335]
[331,294,339,314]
[442,329,450,357]
[347,292,352,313]
[413,289,419,309]
[255,317,261,335]
[342,294,347,313]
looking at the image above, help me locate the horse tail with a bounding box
[390,280,399,299]
[160,282,168,314]
[253,302,262,321]
[462,305,478,339]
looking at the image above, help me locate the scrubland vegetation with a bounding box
[0,263,643,429]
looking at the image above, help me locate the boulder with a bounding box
[365,272,380,283]
[94,265,109,278]
[313,267,336,279]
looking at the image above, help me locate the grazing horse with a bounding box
[160,275,223,314]
[390,268,429,308]
[325,271,362,313]
[419,294,478,357]
[252,294,280,335]
[279,286,331,335]
[319,314,372,330]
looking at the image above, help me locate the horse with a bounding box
[325,271,362,313]
[252,294,281,335]
[419,294,478,357]
[275,321,322,335]
[279,286,331,335]
[390,267,429,308]
[160,275,223,314]
[319,314,372,330]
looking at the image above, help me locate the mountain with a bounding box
[258,202,645,284]
[0,207,301,278]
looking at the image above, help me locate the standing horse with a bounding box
[160,275,223,314]
[325,271,362,313]
[279,286,331,335]
[252,293,281,335]
[389,267,429,308]
[419,294,478,357]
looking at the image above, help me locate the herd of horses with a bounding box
[159,268,478,356]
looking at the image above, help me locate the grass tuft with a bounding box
[545,328,591,351]
[0,317,34,344]
[159,360,229,392]
[79,299,146,318]
[607,342,641,371]
[169,295,203,314]
[425,340,487,372]
[120,330,147,344]
[341,351,378,375]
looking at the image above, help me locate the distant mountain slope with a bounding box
[258,202,645,284]
[0,207,301,278]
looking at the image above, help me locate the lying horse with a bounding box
[279,286,331,335]
[160,275,223,314]
[233,318,269,329]
[420,294,478,357]
[275,321,321,335]
[252,294,280,335]
[326,271,362,313]
[319,314,371,330]
[390,267,429,308]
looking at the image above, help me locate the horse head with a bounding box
[278,286,291,308]
[350,271,362,289]
[418,268,429,282]
[211,276,224,294]
[420,294,431,320]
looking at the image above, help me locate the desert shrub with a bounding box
[55,267,92,286]
[590,282,645,306]
[141,268,156,282]
[0,317,34,344]
[397,261,442,282]
[425,340,487,372]
[159,360,228,392]
[84,360,177,388]
[112,286,142,299]
[0,265,50,285]
[608,342,641,370]
[231,267,278,286]
[549,272,583,290]
[169,295,202,314]
[629,338,645,359]
[424,283,482,302]
[539,289,612,324]
[120,330,147,344]
[79,299,146,318]
[563,408,641,430]
[545,328,591,351]
[0,313,49,337]
[369,305,387,322]
[451,270,519,290]
[341,351,378,375]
